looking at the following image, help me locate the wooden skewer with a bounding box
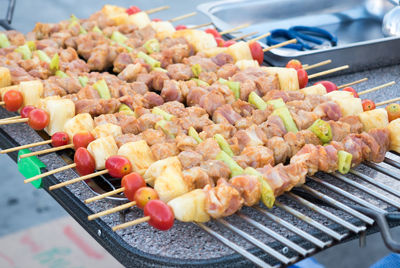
[308,65,349,79]
[232,31,259,41]
[19,144,74,159]
[337,78,368,89]
[168,12,197,23]
[145,5,169,15]
[1,139,52,154]
[303,60,332,71]
[0,115,22,121]
[189,22,213,29]
[0,118,28,125]
[358,81,396,96]
[88,201,136,221]
[112,216,151,231]
[263,39,297,52]
[85,187,125,204]
[376,97,400,107]
[219,23,250,35]
[24,163,77,184]
[248,32,271,43]
[49,169,109,190]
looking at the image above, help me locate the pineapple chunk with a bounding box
[359,108,389,131]
[301,84,327,96]
[128,12,151,29]
[118,140,155,175]
[143,156,181,186]
[173,29,217,52]
[0,67,11,88]
[92,123,122,139]
[109,13,129,26]
[101,5,126,16]
[262,67,299,91]
[326,90,353,101]
[150,21,175,40]
[87,136,118,170]
[203,47,228,58]
[40,98,75,136]
[20,80,43,107]
[226,41,253,62]
[1,85,19,99]
[235,59,259,70]
[335,97,363,117]
[168,189,210,222]
[388,118,400,153]
[64,113,94,140]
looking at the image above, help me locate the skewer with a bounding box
[0,115,21,121]
[49,169,109,190]
[248,32,271,43]
[376,97,400,107]
[1,139,52,154]
[112,216,151,231]
[23,163,77,184]
[167,12,197,23]
[145,5,169,15]
[337,78,368,89]
[262,39,297,52]
[85,187,125,203]
[358,81,396,96]
[219,23,250,35]
[232,31,259,41]
[19,144,74,159]
[88,201,136,220]
[303,60,332,71]
[189,22,213,29]
[308,65,349,79]
[0,118,27,125]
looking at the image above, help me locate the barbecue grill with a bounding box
[1,1,400,267]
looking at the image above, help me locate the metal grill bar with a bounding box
[217,219,295,265]
[275,201,345,240]
[309,176,386,213]
[255,206,329,248]
[196,223,271,268]
[286,193,364,233]
[384,157,400,169]
[365,162,400,181]
[350,169,400,198]
[301,185,374,225]
[237,213,311,256]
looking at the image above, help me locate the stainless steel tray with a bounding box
[198,0,400,73]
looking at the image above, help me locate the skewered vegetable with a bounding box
[72,132,95,149]
[39,98,75,135]
[74,147,96,176]
[342,87,359,98]
[168,189,210,222]
[20,105,35,118]
[0,67,11,88]
[87,136,118,170]
[92,123,122,139]
[386,103,400,122]
[64,113,94,140]
[134,187,159,209]
[362,99,376,111]
[118,140,155,175]
[28,109,49,130]
[314,81,337,92]
[262,67,299,91]
[308,119,332,143]
[286,59,302,70]
[297,69,308,89]
[144,200,174,231]
[51,132,70,147]
[358,108,389,131]
[388,118,400,153]
[338,150,352,174]
[105,155,132,178]
[93,79,111,99]
[3,90,23,112]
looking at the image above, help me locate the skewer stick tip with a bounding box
[112,216,151,231]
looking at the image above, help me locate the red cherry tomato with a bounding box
[105,155,132,178]
[20,105,36,118]
[314,81,338,93]
[223,40,236,47]
[134,187,159,209]
[286,59,302,70]
[152,18,162,22]
[3,90,23,112]
[126,6,141,15]
[362,99,376,112]
[51,132,70,147]
[121,173,146,201]
[342,87,359,98]
[249,42,263,65]
[386,103,400,122]
[215,37,225,47]
[72,132,95,149]
[297,68,308,89]
[175,24,187,30]
[205,28,221,38]
[144,200,174,231]
[28,108,49,130]
[74,147,95,176]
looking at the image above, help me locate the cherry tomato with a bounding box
[3,90,23,112]
[386,103,400,122]
[215,37,225,47]
[362,99,376,111]
[286,59,302,70]
[297,68,308,89]
[223,40,236,47]
[28,108,49,130]
[144,200,174,231]
[342,87,359,98]
[249,42,263,65]
[134,187,159,209]
[314,81,337,93]
[205,28,221,38]
[121,172,146,201]
[105,155,132,178]
[175,24,187,31]
[126,6,141,15]
[152,18,162,22]
[51,132,70,147]
[20,105,36,118]
[72,132,95,149]
[74,147,95,176]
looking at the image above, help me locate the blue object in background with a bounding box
[370,253,400,268]
[290,257,325,268]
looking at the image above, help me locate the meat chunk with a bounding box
[260,115,287,138]
[230,175,261,206]
[217,63,239,80]
[140,129,166,146]
[290,144,320,175]
[115,134,141,147]
[212,53,234,66]
[151,71,170,91]
[151,142,179,160]
[161,80,183,102]
[176,134,198,151]
[329,120,351,142]
[313,101,342,121]
[178,151,203,169]
[183,167,213,190]
[199,123,235,140]
[267,137,291,164]
[75,99,120,116]
[339,115,363,134]
[167,63,193,81]
[200,160,231,181]
[196,138,221,161]
[368,128,391,162]
[235,146,275,169]
[213,104,242,125]
[143,92,164,108]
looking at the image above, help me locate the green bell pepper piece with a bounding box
[55,70,68,78]
[36,50,51,63]
[308,119,332,143]
[50,53,59,73]
[338,150,352,174]
[26,41,36,51]
[119,104,136,116]
[111,31,128,44]
[137,51,161,69]
[214,134,234,157]
[216,151,244,177]
[218,78,240,100]
[191,78,209,87]
[267,98,285,109]
[15,44,32,60]
[155,120,175,138]
[244,167,275,208]
[248,91,267,110]
[152,107,174,121]
[92,26,103,34]
[0,33,10,48]
[272,106,298,133]
[191,64,202,78]
[143,38,160,54]
[78,76,89,87]
[188,127,203,144]
[93,79,111,99]
[153,67,168,73]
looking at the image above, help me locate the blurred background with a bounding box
[0,0,399,267]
